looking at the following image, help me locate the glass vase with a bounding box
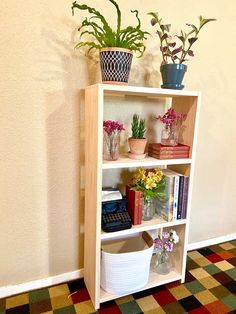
[142,196,155,221]
[155,250,170,275]
[161,124,178,146]
[103,132,120,161]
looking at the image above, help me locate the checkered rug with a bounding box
[1,240,236,313]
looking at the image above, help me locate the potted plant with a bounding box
[72,0,149,85]
[128,114,147,159]
[148,12,216,89]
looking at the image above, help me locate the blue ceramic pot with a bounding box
[160,64,187,90]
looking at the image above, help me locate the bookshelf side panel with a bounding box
[84,85,103,309]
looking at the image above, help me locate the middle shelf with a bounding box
[102,154,192,169]
[101,217,187,240]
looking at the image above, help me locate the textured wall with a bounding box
[0,0,235,287]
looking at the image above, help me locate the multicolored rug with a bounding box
[1,240,236,313]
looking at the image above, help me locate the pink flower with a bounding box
[103,120,125,135]
[156,108,186,125]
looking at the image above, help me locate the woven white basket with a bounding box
[101,232,154,295]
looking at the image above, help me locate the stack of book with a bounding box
[156,169,189,222]
[148,143,190,159]
[126,185,143,225]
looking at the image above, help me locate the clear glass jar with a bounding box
[161,123,178,146]
[103,132,120,161]
[155,250,170,275]
[142,196,155,221]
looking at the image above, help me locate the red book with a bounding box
[148,150,189,159]
[126,185,142,225]
[148,143,190,152]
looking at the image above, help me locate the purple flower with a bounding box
[154,238,163,250]
[154,230,178,252]
[162,232,169,239]
[164,241,174,252]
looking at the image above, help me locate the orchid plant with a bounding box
[131,167,166,203]
[156,108,185,126]
[148,13,216,64]
[154,229,179,253]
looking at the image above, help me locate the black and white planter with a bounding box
[99,47,133,85]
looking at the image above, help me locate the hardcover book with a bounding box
[148,143,190,152]
[126,185,142,225]
[148,150,189,160]
[156,170,177,222]
[181,177,189,219]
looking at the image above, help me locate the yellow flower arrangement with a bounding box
[132,167,166,202]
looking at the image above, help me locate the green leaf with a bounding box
[199,17,217,29]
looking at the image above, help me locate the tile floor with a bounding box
[1,240,236,313]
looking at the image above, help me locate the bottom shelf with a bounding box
[99,256,183,304]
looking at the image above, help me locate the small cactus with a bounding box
[131,114,146,139]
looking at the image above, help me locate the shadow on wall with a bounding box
[129,50,162,87]
[36,18,100,275]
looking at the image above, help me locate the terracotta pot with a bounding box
[128,138,147,155]
[99,47,133,85]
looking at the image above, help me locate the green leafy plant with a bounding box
[131,114,146,139]
[148,12,216,64]
[72,0,149,57]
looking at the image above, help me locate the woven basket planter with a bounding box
[99,47,133,85]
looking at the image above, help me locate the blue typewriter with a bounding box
[101,188,132,232]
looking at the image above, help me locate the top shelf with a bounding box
[86,84,201,98]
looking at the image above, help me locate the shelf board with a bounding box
[101,218,187,240]
[102,154,192,169]
[88,84,201,98]
[100,260,182,303]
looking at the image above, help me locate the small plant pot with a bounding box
[160,64,187,90]
[128,138,147,159]
[99,48,133,85]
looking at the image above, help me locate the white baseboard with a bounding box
[1,233,235,299]
[0,268,84,299]
[187,233,236,251]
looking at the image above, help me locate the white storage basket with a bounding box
[101,232,154,295]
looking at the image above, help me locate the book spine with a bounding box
[148,153,189,160]
[177,176,184,219]
[160,175,174,222]
[148,144,190,151]
[148,149,189,157]
[148,148,190,153]
[137,191,143,225]
[173,175,180,221]
[181,177,189,219]
[126,185,139,225]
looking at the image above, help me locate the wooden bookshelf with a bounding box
[84,84,201,309]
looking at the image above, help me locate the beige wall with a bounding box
[0,0,235,287]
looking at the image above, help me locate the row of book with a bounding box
[157,169,189,222]
[148,143,190,159]
[125,169,189,225]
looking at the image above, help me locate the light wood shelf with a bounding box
[84,84,201,309]
[101,218,187,240]
[102,154,192,169]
